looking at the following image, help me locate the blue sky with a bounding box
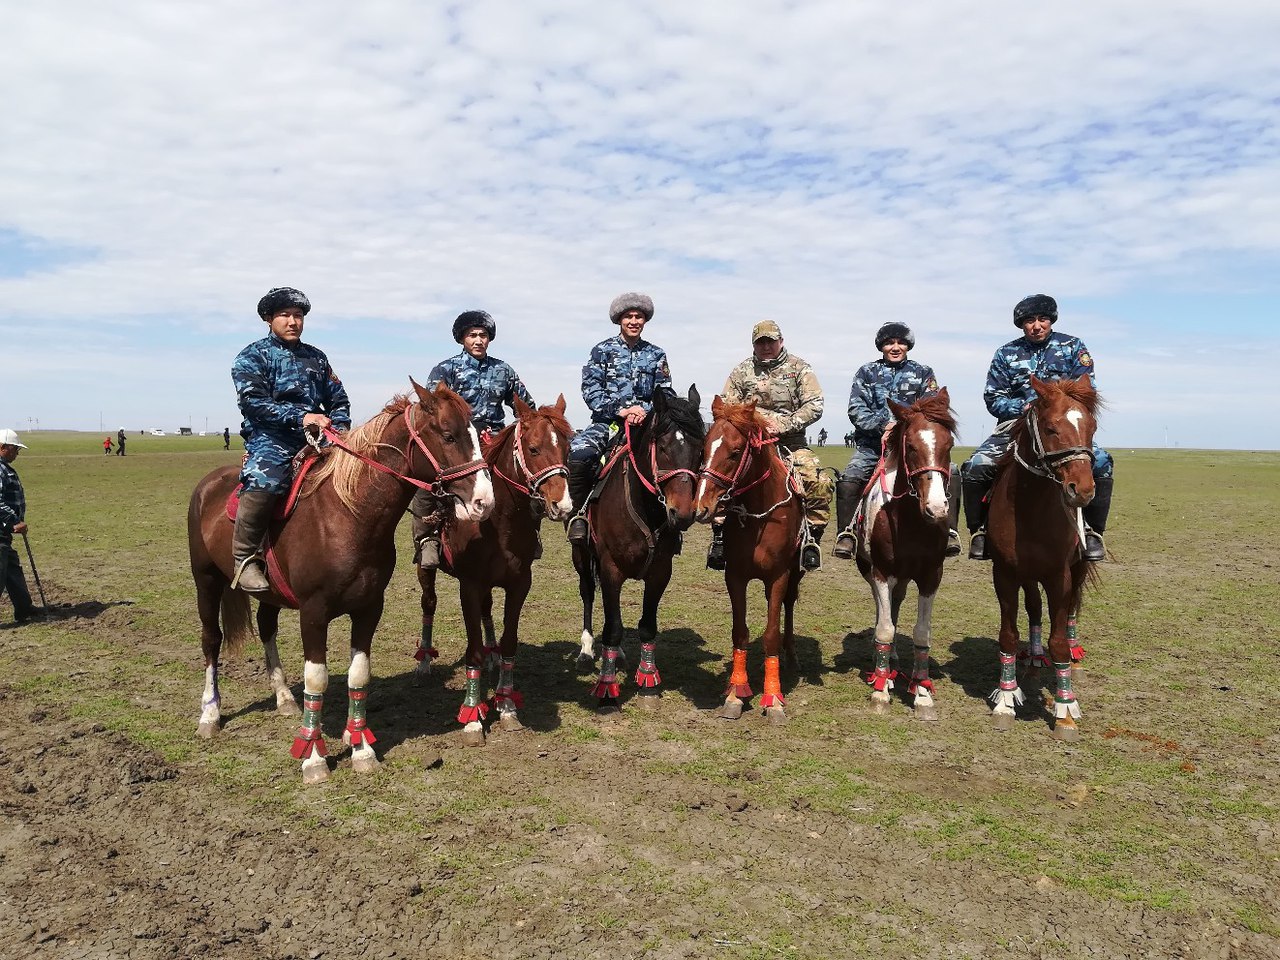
[2,1,1278,449]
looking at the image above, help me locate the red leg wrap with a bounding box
[457,702,489,724]
[634,667,662,688]
[592,681,622,700]
[345,719,378,746]
[414,646,440,662]
[290,734,328,760]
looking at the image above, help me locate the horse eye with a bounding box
[528,446,540,456]
[443,432,456,444]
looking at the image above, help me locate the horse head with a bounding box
[695,395,769,522]
[508,394,574,520]
[1024,376,1099,509]
[888,387,956,526]
[409,378,495,522]
[647,385,705,531]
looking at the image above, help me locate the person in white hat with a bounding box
[0,429,39,623]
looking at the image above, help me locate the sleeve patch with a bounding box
[1078,351,1093,368]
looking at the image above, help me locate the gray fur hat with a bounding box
[257,287,311,320]
[609,292,654,324]
[453,310,496,343]
[875,321,915,349]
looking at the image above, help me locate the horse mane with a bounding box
[304,395,413,513]
[886,391,958,448]
[655,393,707,440]
[487,403,575,460]
[714,399,771,436]
[1002,378,1102,465]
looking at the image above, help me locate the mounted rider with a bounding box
[231,287,351,593]
[565,292,675,544]
[411,310,536,569]
[832,322,960,560]
[961,294,1113,561]
[709,319,831,572]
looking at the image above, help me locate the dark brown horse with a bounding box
[414,396,574,745]
[187,380,494,783]
[986,375,1100,740]
[572,386,704,713]
[852,390,957,720]
[694,397,805,724]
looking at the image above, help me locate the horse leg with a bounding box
[1046,572,1082,742]
[909,591,940,722]
[781,573,800,670]
[574,545,597,669]
[1067,598,1086,674]
[633,556,674,706]
[494,577,531,733]
[481,589,500,673]
[592,562,625,714]
[258,603,299,716]
[457,581,490,746]
[760,575,790,725]
[988,567,1025,731]
[293,606,332,784]
[1019,586,1048,688]
[344,600,383,774]
[195,569,226,739]
[719,574,752,720]
[415,566,440,678]
[867,574,898,714]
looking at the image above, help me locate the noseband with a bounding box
[492,419,569,504]
[699,427,776,499]
[1013,406,1094,485]
[625,420,699,508]
[897,423,951,497]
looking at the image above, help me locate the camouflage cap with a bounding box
[751,319,782,341]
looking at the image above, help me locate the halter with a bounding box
[624,419,699,508]
[895,420,952,497]
[699,426,777,499]
[322,403,489,496]
[490,419,569,503]
[1013,406,1094,484]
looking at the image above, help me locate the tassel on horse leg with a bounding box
[344,686,380,773]
[457,666,489,746]
[592,646,623,711]
[1067,611,1086,671]
[760,655,786,724]
[988,652,1025,730]
[1050,662,1082,741]
[907,645,938,721]
[633,641,662,709]
[414,614,439,676]
[291,684,330,785]
[493,656,525,732]
[867,641,898,713]
[720,648,751,720]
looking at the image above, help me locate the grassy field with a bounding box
[2,430,1278,959]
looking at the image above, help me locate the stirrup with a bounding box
[967,529,989,561]
[945,528,961,558]
[567,515,589,545]
[801,543,822,572]
[706,526,725,570]
[231,555,270,593]
[417,538,441,570]
[832,528,856,560]
[1082,527,1106,562]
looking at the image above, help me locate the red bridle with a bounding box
[699,426,777,500]
[490,419,569,502]
[624,420,700,504]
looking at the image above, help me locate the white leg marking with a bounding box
[579,629,595,659]
[199,664,221,730]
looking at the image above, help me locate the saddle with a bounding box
[225,450,320,523]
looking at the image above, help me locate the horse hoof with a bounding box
[596,700,622,717]
[1051,721,1081,743]
[352,752,380,774]
[1071,665,1086,681]
[276,699,301,718]
[461,724,486,747]
[765,706,787,726]
[574,653,596,673]
[718,700,744,720]
[196,721,218,740]
[913,704,940,722]
[498,712,526,733]
[635,691,661,711]
[869,695,892,716]
[302,762,330,785]
[991,712,1016,732]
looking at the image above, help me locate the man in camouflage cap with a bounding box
[411,309,536,569]
[711,320,831,571]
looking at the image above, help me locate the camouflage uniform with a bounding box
[0,456,35,620]
[233,333,352,495]
[570,335,674,462]
[842,358,941,483]
[426,352,534,435]
[722,348,831,528]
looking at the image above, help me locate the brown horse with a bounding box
[853,390,957,720]
[414,396,574,745]
[572,386,704,713]
[694,396,805,724]
[986,375,1100,740]
[187,380,494,783]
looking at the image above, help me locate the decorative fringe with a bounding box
[591,680,622,700]
[867,668,897,693]
[727,681,753,699]
[457,702,489,724]
[491,690,524,712]
[760,692,786,708]
[727,649,751,699]
[290,732,328,760]
[988,687,1025,710]
[634,667,661,688]
[1070,644,1086,663]
[414,645,440,663]
[907,677,934,696]
[1054,699,1083,720]
[344,719,377,746]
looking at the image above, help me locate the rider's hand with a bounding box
[13,521,27,535]
[302,413,333,433]
[619,405,646,424]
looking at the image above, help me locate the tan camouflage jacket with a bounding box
[722,349,824,449]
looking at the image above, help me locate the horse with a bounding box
[413,396,574,745]
[572,386,705,713]
[693,396,805,724]
[851,389,957,720]
[986,375,1100,740]
[187,380,494,783]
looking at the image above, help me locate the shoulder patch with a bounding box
[1078,351,1093,368]
[330,370,343,385]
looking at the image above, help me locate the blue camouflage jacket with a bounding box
[0,460,25,538]
[233,333,352,447]
[984,331,1095,422]
[581,335,674,424]
[426,353,534,432]
[847,358,939,448]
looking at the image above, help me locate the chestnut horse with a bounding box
[187,381,494,783]
[572,386,704,713]
[414,396,574,745]
[694,397,805,724]
[852,390,957,721]
[986,375,1100,740]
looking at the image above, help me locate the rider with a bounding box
[709,319,830,572]
[231,287,351,593]
[565,292,674,544]
[831,322,960,559]
[961,294,1113,562]
[412,310,536,569]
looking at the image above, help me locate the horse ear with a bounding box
[936,386,950,406]
[410,376,435,411]
[1030,376,1049,400]
[554,393,567,414]
[687,383,700,409]
[711,395,725,419]
[888,400,909,421]
[514,396,533,419]
[653,390,668,415]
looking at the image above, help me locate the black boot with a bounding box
[962,476,990,561]
[1082,475,1113,561]
[802,525,825,571]
[946,472,962,557]
[232,490,278,593]
[706,523,726,570]
[832,478,863,560]
[566,460,596,545]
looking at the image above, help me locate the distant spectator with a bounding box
[117,429,126,456]
[0,429,39,624]
[103,436,113,455]
[223,427,231,451]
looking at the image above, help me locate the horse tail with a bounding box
[220,587,255,658]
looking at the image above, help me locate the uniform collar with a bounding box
[755,347,789,371]
[267,332,303,350]
[615,334,647,350]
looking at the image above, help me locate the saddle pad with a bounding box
[225,453,320,522]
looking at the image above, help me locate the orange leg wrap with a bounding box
[761,656,784,708]
[727,648,752,699]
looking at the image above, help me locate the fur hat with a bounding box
[1014,294,1057,326]
[874,322,915,349]
[453,310,496,343]
[257,287,311,320]
[609,292,654,324]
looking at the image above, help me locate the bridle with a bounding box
[1013,405,1094,486]
[624,419,700,511]
[320,403,489,497]
[894,420,952,498]
[490,419,569,505]
[699,425,777,500]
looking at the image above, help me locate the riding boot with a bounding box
[802,525,825,572]
[945,472,962,557]
[1082,475,1113,561]
[962,476,990,561]
[706,522,726,570]
[231,490,278,593]
[533,517,544,561]
[566,460,596,545]
[831,478,862,560]
[412,514,442,570]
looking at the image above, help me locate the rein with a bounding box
[490,420,569,503]
[321,403,488,496]
[624,419,699,508]
[700,427,794,519]
[1013,407,1093,484]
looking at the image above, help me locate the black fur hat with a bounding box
[875,321,915,349]
[453,310,496,343]
[609,292,654,324]
[257,287,311,320]
[1014,294,1057,326]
